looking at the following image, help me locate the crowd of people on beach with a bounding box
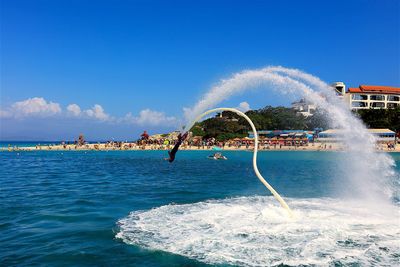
[2,130,398,152]
[136,136,311,150]
[386,142,396,150]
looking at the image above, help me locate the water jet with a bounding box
[191,107,293,217]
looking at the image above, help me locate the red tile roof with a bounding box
[348,85,400,94]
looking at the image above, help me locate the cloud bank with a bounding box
[1,97,252,140]
[1,97,176,127]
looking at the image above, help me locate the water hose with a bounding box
[191,108,293,217]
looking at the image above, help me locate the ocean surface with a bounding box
[1,150,399,266]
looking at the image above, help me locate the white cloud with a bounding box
[66,104,81,116]
[123,109,177,126]
[66,103,111,121]
[84,104,111,121]
[0,97,62,118]
[238,101,251,112]
[1,97,177,129]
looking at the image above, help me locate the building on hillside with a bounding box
[215,111,239,122]
[291,83,399,114]
[317,129,396,143]
[291,99,316,117]
[291,82,344,116]
[331,83,400,110]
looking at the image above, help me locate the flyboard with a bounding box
[167,107,293,217]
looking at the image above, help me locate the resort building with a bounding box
[317,129,396,143]
[292,83,399,115]
[291,99,316,117]
[332,83,400,110]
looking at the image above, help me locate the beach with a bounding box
[2,141,399,152]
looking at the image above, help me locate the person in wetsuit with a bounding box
[166,132,188,163]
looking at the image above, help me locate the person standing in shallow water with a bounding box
[165,132,189,163]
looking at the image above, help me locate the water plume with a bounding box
[183,66,397,207]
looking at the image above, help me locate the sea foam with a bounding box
[116,196,399,266]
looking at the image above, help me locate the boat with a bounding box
[208,152,227,160]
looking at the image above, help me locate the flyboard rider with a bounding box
[165,132,189,163]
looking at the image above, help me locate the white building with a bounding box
[291,82,399,115]
[291,99,316,117]
[332,83,400,110]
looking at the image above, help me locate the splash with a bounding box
[116,196,400,266]
[183,66,397,205]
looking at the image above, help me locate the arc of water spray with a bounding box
[191,107,293,217]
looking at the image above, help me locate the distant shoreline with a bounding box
[1,143,399,153]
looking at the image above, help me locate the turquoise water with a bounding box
[1,151,399,266]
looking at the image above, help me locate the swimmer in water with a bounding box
[166,132,188,163]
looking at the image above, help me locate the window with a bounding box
[351,94,368,100]
[335,87,344,96]
[370,102,385,108]
[370,95,385,101]
[387,95,400,102]
[387,103,399,108]
[379,134,394,138]
[352,102,367,107]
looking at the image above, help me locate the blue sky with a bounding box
[1,0,399,140]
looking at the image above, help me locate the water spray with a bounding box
[191,107,293,217]
[182,66,396,207]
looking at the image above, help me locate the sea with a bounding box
[1,147,399,266]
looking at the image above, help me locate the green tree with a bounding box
[306,110,330,130]
[190,106,400,141]
[191,123,206,136]
[356,107,400,131]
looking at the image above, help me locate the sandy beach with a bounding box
[3,142,399,153]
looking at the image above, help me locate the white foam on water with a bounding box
[116,196,400,266]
